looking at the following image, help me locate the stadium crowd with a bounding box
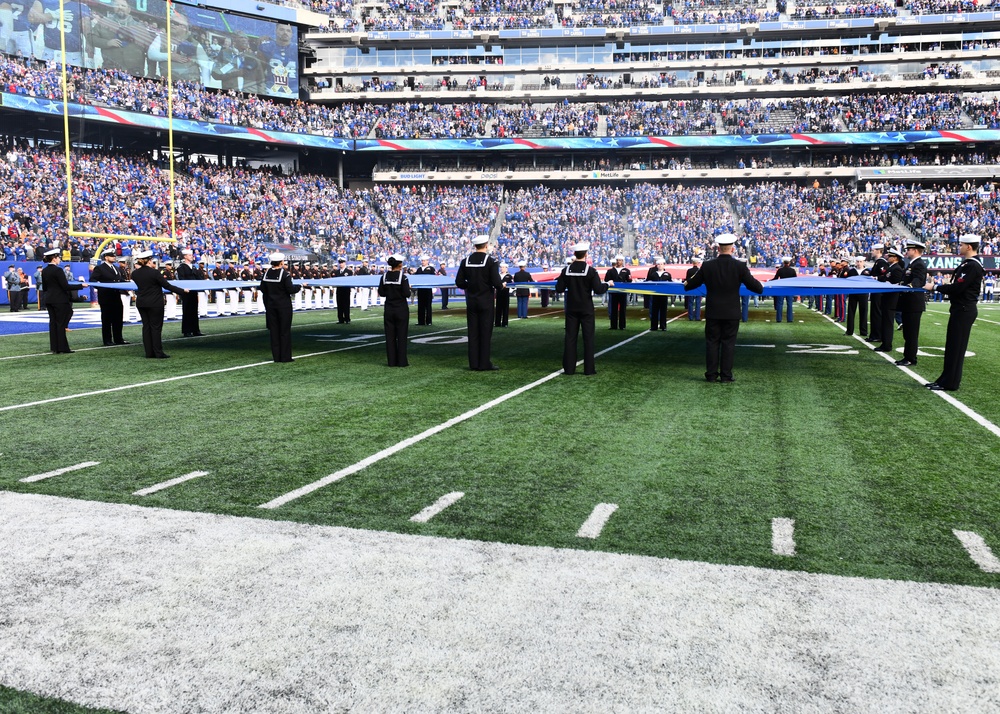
[3,139,999,272]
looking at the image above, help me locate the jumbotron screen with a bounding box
[8,0,298,98]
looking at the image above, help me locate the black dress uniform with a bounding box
[176,259,203,337]
[259,265,302,363]
[897,253,928,365]
[454,248,504,371]
[437,264,450,309]
[495,268,513,327]
[91,256,129,345]
[377,266,411,367]
[684,252,764,382]
[845,264,868,337]
[930,253,984,391]
[334,262,353,324]
[415,263,436,325]
[132,264,185,358]
[867,254,890,343]
[555,259,610,375]
[875,259,904,353]
[41,261,74,353]
[645,265,671,331]
[604,264,631,329]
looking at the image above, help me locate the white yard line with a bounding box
[409,492,465,523]
[925,308,1000,327]
[259,322,671,510]
[0,325,464,413]
[19,461,100,483]
[133,471,210,497]
[0,317,379,361]
[576,503,619,539]
[821,312,1000,439]
[953,530,1000,574]
[771,518,796,556]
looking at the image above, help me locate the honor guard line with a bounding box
[57,0,180,258]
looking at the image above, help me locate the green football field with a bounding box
[3,298,999,590]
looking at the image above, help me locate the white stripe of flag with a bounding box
[19,461,100,483]
[772,518,796,557]
[409,492,465,523]
[133,471,210,497]
[577,503,618,539]
[953,530,1000,573]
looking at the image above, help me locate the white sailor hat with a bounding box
[101,248,116,257]
[419,254,429,260]
[181,248,194,256]
[960,233,981,245]
[871,243,884,251]
[654,256,665,264]
[134,250,153,259]
[887,247,905,259]
[614,254,625,261]
[44,248,60,257]
[517,260,527,266]
[855,255,866,262]
[472,235,490,246]
[338,257,347,263]
[906,239,926,250]
[572,241,590,252]
[565,256,574,264]
[389,253,405,263]
[715,233,738,245]
[268,252,286,262]
[691,256,702,263]
[782,256,792,263]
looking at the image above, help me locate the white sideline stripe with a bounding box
[577,503,619,539]
[19,461,100,483]
[953,530,1000,573]
[772,518,796,556]
[133,471,210,497]
[0,324,464,414]
[821,312,1000,439]
[409,492,465,523]
[259,322,668,510]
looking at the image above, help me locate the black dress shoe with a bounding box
[114,340,130,345]
[155,354,171,359]
[193,332,205,336]
[873,347,891,352]
[865,338,879,343]
[895,359,915,366]
[104,341,115,346]
[705,375,718,383]
[927,383,946,391]
[721,376,736,383]
[482,364,500,371]
[183,333,193,337]
[925,382,940,389]
[58,350,75,354]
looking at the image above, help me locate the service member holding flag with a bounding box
[555,241,612,376]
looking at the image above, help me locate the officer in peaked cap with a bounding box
[867,242,889,344]
[926,234,984,391]
[333,257,353,324]
[895,239,928,366]
[176,248,204,337]
[90,248,130,346]
[683,233,763,382]
[874,247,905,353]
[41,248,80,354]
